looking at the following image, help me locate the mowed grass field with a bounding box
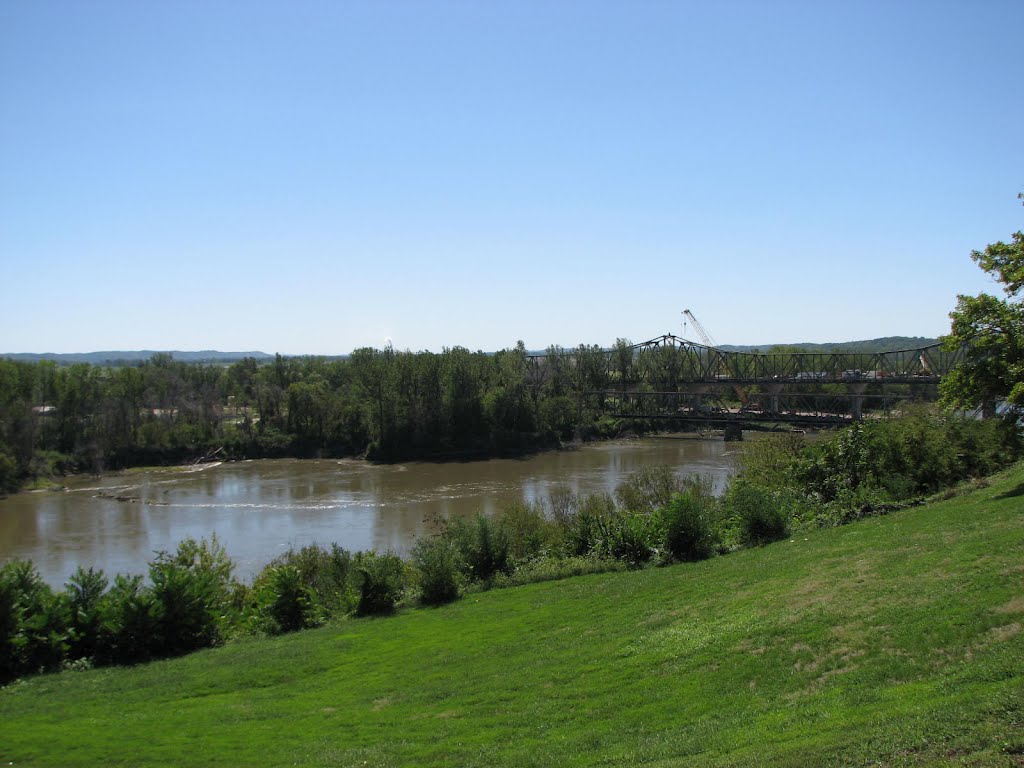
[2,467,1023,767]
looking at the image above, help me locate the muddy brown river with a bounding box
[0,436,740,586]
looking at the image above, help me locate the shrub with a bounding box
[355,552,406,616]
[615,466,683,514]
[447,514,512,584]
[0,560,70,681]
[147,536,240,656]
[411,537,463,606]
[65,566,110,661]
[255,543,357,618]
[149,558,222,655]
[255,565,320,634]
[660,491,719,562]
[103,573,158,664]
[723,480,789,547]
[738,433,806,490]
[557,493,617,557]
[595,511,657,569]
[497,501,556,563]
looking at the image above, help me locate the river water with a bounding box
[0,436,739,586]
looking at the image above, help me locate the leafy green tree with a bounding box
[941,193,1024,410]
[65,566,110,660]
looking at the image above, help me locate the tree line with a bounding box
[0,343,646,493]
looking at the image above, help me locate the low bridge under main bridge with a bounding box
[526,335,963,428]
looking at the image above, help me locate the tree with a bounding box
[941,194,1024,411]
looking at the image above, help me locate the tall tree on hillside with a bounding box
[941,193,1024,412]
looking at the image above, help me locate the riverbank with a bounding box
[0,435,740,587]
[3,461,1021,766]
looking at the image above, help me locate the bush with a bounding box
[254,543,357,619]
[592,511,657,569]
[0,560,70,681]
[497,502,556,563]
[557,493,617,558]
[615,466,683,514]
[411,537,463,606]
[65,566,110,661]
[660,491,719,562]
[738,434,806,490]
[103,573,159,664]
[447,514,512,584]
[355,553,406,616]
[147,536,240,656]
[723,480,789,547]
[254,565,320,634]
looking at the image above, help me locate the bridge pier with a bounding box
[847,382,868,420]
[767,383,784,415]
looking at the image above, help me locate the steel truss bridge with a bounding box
[526,335,964,428]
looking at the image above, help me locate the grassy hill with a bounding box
[2,466,1022,767]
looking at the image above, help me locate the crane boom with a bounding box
[682,309,718,348]
[682,309,747,405]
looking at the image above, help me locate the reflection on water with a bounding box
[0,436,739,586]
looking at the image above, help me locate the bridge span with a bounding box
[526,335,961,427]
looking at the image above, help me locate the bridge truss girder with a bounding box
[526,336,957,424]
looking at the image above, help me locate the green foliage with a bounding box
[0,560,70,682]
[614,465,683,514]
[496,501,556,563]
[0,448,17,493]
[65,566,109,661]
[490,555,627,587]
[538,395,577,439]
[659,491,719,562]
[593,511,658,569]
[558,493,617,557]
[355,553,406,616]
[738,433,806,490]
[941,192,1024,408]
[253,565,321,634]
[446,514,512,584]
[104,574,159,664]
[410,537,463,606]
[794,409,1019,508]
[147,536,240,656]
[722,479,789,547]
[254,544,357,619]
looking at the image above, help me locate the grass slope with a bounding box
[3,469,1024,767]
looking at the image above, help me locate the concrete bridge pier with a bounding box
[848,382,868,420]
[690,384,712,412]
[767,383,784,415]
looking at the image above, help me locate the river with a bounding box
[0,435,740,586]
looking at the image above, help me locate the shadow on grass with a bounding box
[995,483,1024,499]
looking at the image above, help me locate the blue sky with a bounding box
[1,1,1021,354]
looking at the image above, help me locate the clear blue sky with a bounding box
[1,0,1021,354]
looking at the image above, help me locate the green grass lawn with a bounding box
[3,468,1023,767]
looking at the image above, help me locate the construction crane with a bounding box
[682,309,748,406]
[682,309,718,348]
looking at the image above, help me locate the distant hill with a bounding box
[528,336,941,356]
[0,350,275,366]
[718,336,940,354]
[3,337,941,365]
